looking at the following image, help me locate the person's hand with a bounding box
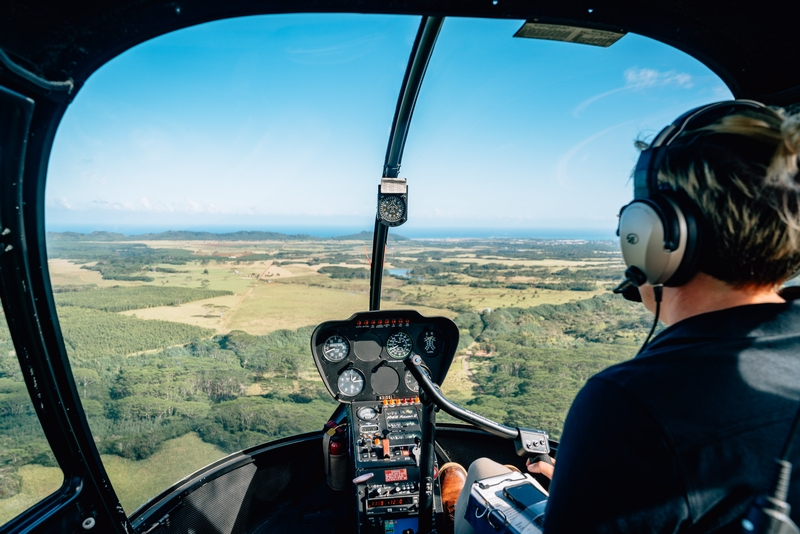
[526,457,556,480]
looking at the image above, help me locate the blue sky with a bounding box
[45,14,731,238]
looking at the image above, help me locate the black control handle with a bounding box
[405,354,551,459]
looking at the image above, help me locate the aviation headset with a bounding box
[617,100,767,290]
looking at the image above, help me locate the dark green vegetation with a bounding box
[451,294,655,439]
[56,286,232,312]
[318,266,370,279]
[74,328,335,459]
[58,307,214,360]
[0,311,335,498]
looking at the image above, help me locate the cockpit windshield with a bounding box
[0,10,731,523]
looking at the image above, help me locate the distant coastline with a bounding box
[45,225,617,241]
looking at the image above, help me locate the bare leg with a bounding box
[453,458,512,534]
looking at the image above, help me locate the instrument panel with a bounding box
[310,310,458,403]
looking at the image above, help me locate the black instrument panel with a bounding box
[311,310,458,403]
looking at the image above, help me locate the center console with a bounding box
[311,310,459,534]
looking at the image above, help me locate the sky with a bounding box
[45,14,732,238]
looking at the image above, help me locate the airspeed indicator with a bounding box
[386,332,413,360]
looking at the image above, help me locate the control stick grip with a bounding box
[531,454,553,466]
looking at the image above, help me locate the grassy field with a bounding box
[101,433,227,514]
[225,279,455,335]
[0,433,227,523]
[397,283,606,311]
[0,465,62,527]
[120,294,244,332]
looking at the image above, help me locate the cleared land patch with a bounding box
[58,307,214,360]
[226,282,454,335]
[56,286,233,312]
[48,259,138,288]
[119,294,242,333]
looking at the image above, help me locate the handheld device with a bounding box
[502,481,547,510]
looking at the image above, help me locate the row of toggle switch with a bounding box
[382,397,420,405]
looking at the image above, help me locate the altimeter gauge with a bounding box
[386,331,413,360]
[404,368,432,393]
[338,369,365,397]
[323,334,349,362]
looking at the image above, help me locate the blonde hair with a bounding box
[655,106,800,287]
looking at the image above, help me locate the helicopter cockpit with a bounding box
[1,2,800,534]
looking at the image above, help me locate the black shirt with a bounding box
[543,301,800,533]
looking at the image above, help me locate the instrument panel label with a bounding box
[385,468,408,482]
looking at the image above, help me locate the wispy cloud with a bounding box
[573,67,694,117]
[53,197,231,214]
[556,118,648,188]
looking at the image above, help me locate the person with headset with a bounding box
[445,100,800,532]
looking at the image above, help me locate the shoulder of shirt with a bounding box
[638,300,800,351]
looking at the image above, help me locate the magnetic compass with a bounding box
[378,196,406,224]
[377,178,408,227]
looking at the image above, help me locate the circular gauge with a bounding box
[322,334,349,362]
[354,332,382,362]
[378,196,406,223]
[357,406,378,421]
[372,367,399,395]
[338,369,365,397]
[404,368,432,393]
[386,331,413,360]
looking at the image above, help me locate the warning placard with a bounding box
[384,469,408,482]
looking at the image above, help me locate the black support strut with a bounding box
[368,15,443,311]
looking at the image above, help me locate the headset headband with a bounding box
[633,100,766,200]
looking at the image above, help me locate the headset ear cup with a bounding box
[618,196,699,286]
[661,192,702,286]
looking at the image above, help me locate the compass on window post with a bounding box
[377,177,408,227]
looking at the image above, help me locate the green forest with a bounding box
[452,294,653,435]
[0,292,652,501]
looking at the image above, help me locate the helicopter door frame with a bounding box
[0,78,132,533]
